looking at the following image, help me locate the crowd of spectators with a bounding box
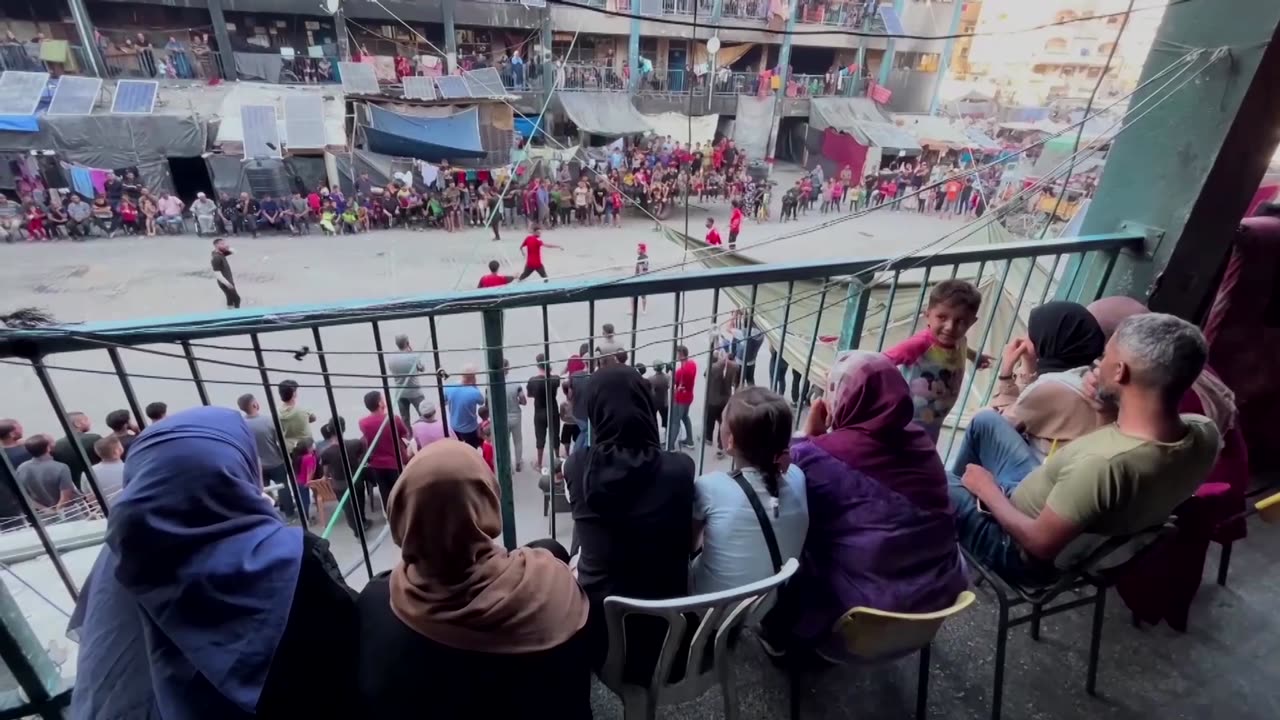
[15,279,1236,717]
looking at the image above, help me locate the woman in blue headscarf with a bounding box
[68,406,357,720]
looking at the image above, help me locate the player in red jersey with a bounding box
[728,201,744,249]
[518,226,562,281]
[477,260,514,288]
[705,217,722,246]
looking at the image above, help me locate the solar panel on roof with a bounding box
[241,104,283,159]
[111,80,159,114]
[878,5,905,36]
[46,76,103,116]
[435,75,470,99]
[0,71,50,116]
[463,67,506,98]
[283,94,327,149]
[338,61,380,95]
[401,75,437,101]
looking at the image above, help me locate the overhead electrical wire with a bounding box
[1040,0,1135,239]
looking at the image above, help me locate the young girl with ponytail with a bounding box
[690,386,810,595]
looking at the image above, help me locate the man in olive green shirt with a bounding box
[950,313,1221,582]
[277,379,316,453]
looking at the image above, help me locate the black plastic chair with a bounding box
[963,522,1176,720]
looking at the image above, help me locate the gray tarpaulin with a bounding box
[809,98,921,156]
[731,95,776,161]
[558,92,651,137]
[0,114,207,192]
[234,53,285,84]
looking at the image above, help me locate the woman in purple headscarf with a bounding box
[760,351,968,658]
[68,406,358,719]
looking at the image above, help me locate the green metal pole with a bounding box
[928,0,966,115]
[482,309,518,550]
[837,280,871,351]
[1075,3,1280,318]
[878,0,907,87]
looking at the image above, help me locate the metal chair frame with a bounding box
[964,523,1176,720]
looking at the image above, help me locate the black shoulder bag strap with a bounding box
[730,470,783,574]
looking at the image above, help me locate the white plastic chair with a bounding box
[599,558,800,720]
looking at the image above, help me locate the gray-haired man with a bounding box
[949,312,1222,583]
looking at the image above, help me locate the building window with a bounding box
[1055,9,1078,23]
[1098,42,1116,55]
[1044,37,1068,53]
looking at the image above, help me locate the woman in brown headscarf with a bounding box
[356,440,593,719]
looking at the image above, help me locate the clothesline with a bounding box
[60,161,113,199]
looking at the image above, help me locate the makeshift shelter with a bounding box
[362,104,486,161]
[0,79,229,192]
[557,92,651,137]
[808,97,920,178]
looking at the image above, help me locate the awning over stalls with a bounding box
[363,104,485,161]
[641,112,719,145]
[809,97,920,156]
[558,92,651,137]
[894,114,973,150]
[965,127,1002,153]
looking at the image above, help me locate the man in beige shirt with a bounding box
[951,313,1221,582]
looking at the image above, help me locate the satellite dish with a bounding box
[322,0,340,14]
[707,37,721,55]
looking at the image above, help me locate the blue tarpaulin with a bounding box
[363,104,485,161]
[0,116,40,133]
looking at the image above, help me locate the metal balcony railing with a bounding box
[721,0,770,20]
[0,229,1142,715]
[560,62,627,91]
[660,0,717,15]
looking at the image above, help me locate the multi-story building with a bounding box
[962,0,1166,105]
[0,0,964,124]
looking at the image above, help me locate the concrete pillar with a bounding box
[334,10,351,62]
[878,0,906,86]
[706,0,724,111]
[928,0,966,115]
[205,0,237,81]
[629,12,641,91]
[64,0,104,77]
[1070,1,1280,319]
[443,1,458,73]
[542,6,554,94]
[765,0,798,165]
